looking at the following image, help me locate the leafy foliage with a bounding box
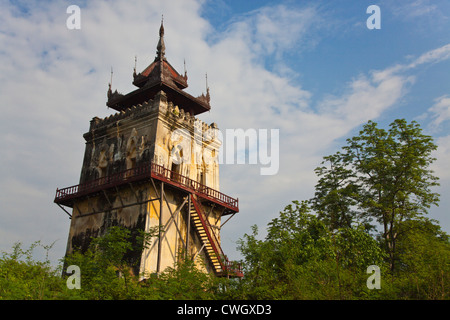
[235,201,386,299]
[312,119,440,271]
[392,218,450,299]
[0,241,70,299]
[1,226,221,300]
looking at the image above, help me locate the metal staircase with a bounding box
[190,194,224,275]
[190,194,243,278]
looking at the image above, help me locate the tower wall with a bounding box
[65,91,223,277]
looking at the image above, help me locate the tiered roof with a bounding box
[107,21,210,115]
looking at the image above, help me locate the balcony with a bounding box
[54,162,239,215]
[55,161,242,277]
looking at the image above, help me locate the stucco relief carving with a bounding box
[126,128,138,170]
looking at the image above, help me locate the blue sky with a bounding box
[0,0,449,264]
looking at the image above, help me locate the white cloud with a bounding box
[428,95,450,128]
[246,5,319,58]
[317,73,414,126]
[387,0,448,23]
[432,135,450,180]
[406,43,450,69]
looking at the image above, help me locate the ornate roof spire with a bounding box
[156,16,166,61]
[108,18,210,114]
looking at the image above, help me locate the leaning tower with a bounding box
[54,21,242,278]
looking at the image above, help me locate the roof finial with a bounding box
[205,72,210,103]
[110,67,113,87]
[133,55,137,76]
[107,66,113,98]
[156,15,166,60]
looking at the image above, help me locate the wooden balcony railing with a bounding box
[54,162,239,213]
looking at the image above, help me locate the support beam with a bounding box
[73,202,82,218]
[186,194,191,259]
[128,182,140,202]
[102,189,112,206]
[86,196,97,215]
[193,243,206,262]
[206,204,215,219]
[214,206,222,226]
[75,198,158,218]
[151,179,188,253]
[57,204,72,218]
[160,191,186,250]
[162,197,188,235]
[157,181,164,275]
[115,186,125,207]
[220,212,236,229]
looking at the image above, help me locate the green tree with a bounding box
[64,226,158,299]
[311,152,360,231]
[0,241,69,299]
[236,201,385,299]
[0,228,222,300]
[63,225,223,300]
[147,258,219,300]
[393,218,450,299]
[312,119,440,271]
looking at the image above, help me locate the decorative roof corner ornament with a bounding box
[133,55,137,78]
[107,67,113,99]
[205,73,211,104]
